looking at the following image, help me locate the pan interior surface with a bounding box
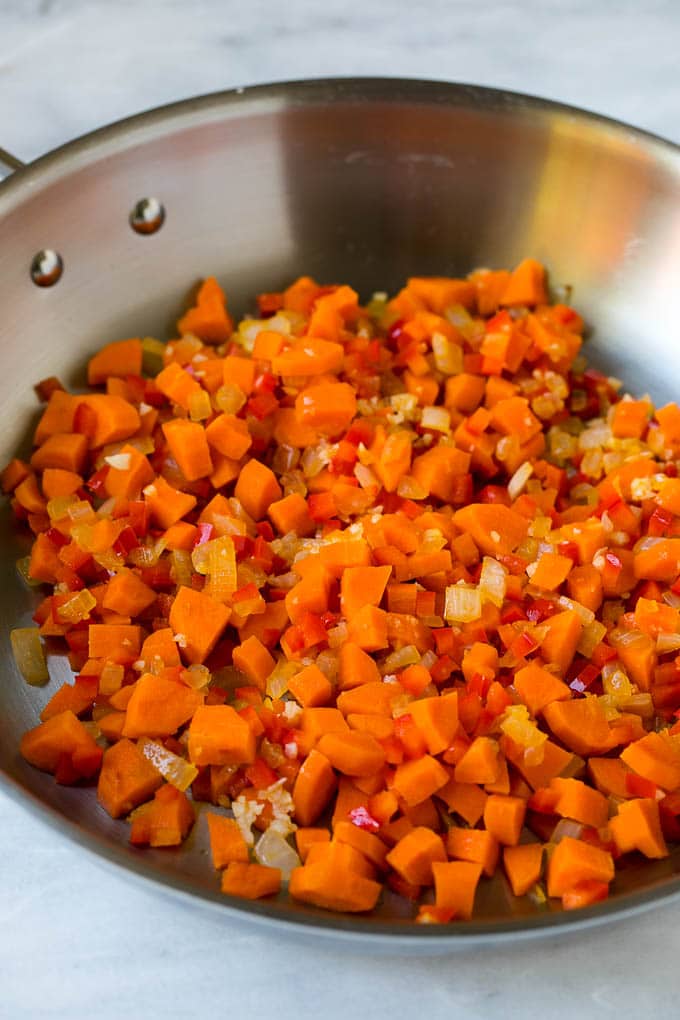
[2,78,680,943]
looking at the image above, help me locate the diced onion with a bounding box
[420,406,451,433]
[189,389,212,422]
[551,819,584,844]
[500,704,547,761]
[507,461,533,501]
[16,556,41,587]
[444,584,482,623]
[180,664,211,690]
[383,645,420,672]
[656,633,680,654]
[170,549,193,587]
[266,659,299,700]
[254,828,301,879]
[139,737,198,791]
[10,627,49,686]
[576,619,607,658]
[99,662,124,695]
[479,557,507,608]
[556,595,595,626]
[104,453,132,471]
[57,589,97,624]
[432,332,463,375]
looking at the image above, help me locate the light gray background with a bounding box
[2,1,680,1017]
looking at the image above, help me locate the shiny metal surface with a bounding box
[2,78,680,946]
[0,145,24,180]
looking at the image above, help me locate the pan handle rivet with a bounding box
[130,197,165,235]
[30,249,63,287]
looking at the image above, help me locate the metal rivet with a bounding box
[130,197,165,235]
[30,249,63,287]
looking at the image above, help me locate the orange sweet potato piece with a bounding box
[187,705,256,766]
[620,731,680,791]
[76,394,141,449]
[454,503,529,556]
[316,730,386,777]
[340,565,392,620]
[513,661,571,716]
[20,710,103,780]
[221,862,282,899]
[386,826,447,885]
[293,748,338,825]
[295,381,356,436]
[103,444,154,502]
[392,755,449,806]
[287,663,332,708]
[289,860,380,912]
[408,693,459,755]
[609,797,668,859]
[122,672,204,738]
[503,843,544,897]
[539,610,583,676]
[543,697,614,756]
[267,492,315,537]
[447,826,499,877]
[207,813,250,868]
[102,569,157,617]
[88,338,143,385]
[177,277,233,344]
[500,258,548,307]
[483,794,526,846]
[432,860,483,919]
[140,628,181,669]
[129,784,195,847]
[234,458,282,521]
[162,419,213,481]
[337,642,381,690]
[144,475,197,529]
[295,827,331,862]
[549,777,609,829]
[232,635,276,692]
[97,738,163,818]
[40,676,98,722]
[546,837,614,898]
[169,585,231,664]
[30,433,89,474]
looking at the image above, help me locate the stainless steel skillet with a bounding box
[2,78,680,949]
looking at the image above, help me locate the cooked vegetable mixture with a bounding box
[7,259,680,921]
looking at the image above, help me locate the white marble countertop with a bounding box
[2,1,680,1016]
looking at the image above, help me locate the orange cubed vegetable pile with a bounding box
[10,262,680,921]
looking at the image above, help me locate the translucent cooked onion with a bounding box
[57,589,97,624]
[479,557,507,608]
[139,737,198,792]
[16,556,41,587]
[444,584,482,623]
[99,662,124,695]
[500,705,547,761]
[420,406,451,434]
[104,453,131,471]
[576,620,607,658]
[383,645,420,672]
[10,627,49,686]
[551,819,584,844]
[507,461,533,501]
[170,549,193,587]
[214,383,246,415]
[205,535,237,602]
[432,332,463,375]
[556,595,595,626]
[266,659,299,699]
[254,828,300,879]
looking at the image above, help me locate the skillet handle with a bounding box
[0,146,25,181]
